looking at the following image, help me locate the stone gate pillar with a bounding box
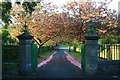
[17,22,33,75]
[84,20,99,76]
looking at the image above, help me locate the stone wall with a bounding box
[98,60,120,76]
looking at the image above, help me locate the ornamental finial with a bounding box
[88,20,96,33]
[23,21,28,33]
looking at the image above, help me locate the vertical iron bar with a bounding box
[114,44,115,60]
[119,44,120,60]
[115,44,117,60]
[99,44,100,60]
[104,44,105,61]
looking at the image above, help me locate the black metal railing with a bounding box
[2,44,19,76]
[98,44,120,60]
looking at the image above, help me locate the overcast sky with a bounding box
[0,0,120,26]
[43,0,120,12]
[5,0,119,12]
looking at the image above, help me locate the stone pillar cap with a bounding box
[17,33,33,40]
[85,33,99,40]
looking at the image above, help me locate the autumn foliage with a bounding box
[3,0,119,47]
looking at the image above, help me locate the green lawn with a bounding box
[60,45,68,48]
[60,44,81,59]
[61,45,81,52]
[68,51,81,59]
[40,50,53,58]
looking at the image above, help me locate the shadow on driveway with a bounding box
[36,49,83,78]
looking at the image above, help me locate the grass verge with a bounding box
[40,50,54,58]
[67,51,81,63]
[67,51,81,59]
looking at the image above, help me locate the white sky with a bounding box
[0,0,120,26]
[107,0,120,12]
[8,0,120,12]
[43,0,120,12]
[1,0,119,11]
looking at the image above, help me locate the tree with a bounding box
[9,2,67,57]
[30,6,67,53]
[1,2,12,25]
[22,1,37,16]
[61,0,118,43]
[0,2,14,44]
[3,0,119,52]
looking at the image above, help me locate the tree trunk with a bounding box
[38,45,42,58]
[74,46,76,52]
[69,46,71,52]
